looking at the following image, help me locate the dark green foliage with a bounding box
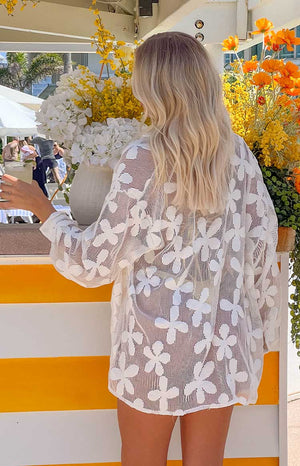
[261,165,300,357]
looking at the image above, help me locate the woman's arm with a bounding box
[1,143,155,289]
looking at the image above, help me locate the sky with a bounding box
[0,52,7,63]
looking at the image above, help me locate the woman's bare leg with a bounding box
[117,399,177,466]
[180,405,234,466]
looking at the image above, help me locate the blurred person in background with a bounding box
[2,137,19,161]
[53,142,67,182]
[31,136,62,184]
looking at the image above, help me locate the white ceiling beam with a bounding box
[0,1,135,42]
[0,42,97,53]
[0,29,89,43]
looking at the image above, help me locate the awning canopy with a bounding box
[0,95,37,137]
[0,85,43,112]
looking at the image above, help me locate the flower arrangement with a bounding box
[37,67,143,169]
[223,18,300,356]
[37,13,145,170]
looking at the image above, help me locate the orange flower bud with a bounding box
[222,35,239,52]
[252,18,274,35]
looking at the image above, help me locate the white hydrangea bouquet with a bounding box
[37,66,145,169]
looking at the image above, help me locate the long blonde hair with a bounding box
[132,31,234,215]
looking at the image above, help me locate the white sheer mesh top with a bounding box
[40,134,280,415]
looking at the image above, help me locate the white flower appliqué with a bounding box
[148,376,179,412]
[121,315,143,356]
[136,266,161,297]
[162,206,183,241]
[230,257,243,289]
[164,277,193,305]
[186,288,211,327]
[209,249,224,287]
[194,321,213,354]
[83,249,110,281]
[110,352,139,397]
[226,358,248,395]
[162,236,193,274]
[143,341,170,376]
[220,289,244,326]
[193,217,222,261]
[212,324,237,361]
[155,306,188,344]
[246,316,263,353]
[227,179,241,213]
[184,361,217,404]
[224,213,245,252]
[93,218,126,247]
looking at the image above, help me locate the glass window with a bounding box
[280,47,294,59]
[296,25,300,58]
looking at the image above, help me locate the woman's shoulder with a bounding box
[231,133,261,179]
[121,136,153,169]
[122,136,151,157]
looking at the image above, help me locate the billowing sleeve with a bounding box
[243,142,281,353]
[40,144,155,288]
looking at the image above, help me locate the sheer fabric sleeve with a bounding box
[40,144,154,288]
[243,142,281,353]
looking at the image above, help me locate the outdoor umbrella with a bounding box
[0,85,43,112]
[0,94,37,138]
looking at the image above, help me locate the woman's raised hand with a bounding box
[0,174,55,223]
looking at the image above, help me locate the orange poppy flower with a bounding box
[275,76,296,94]
[264,31,281,51]
[251,72,271,88]
[276,29,300,52]
[285,78,300,96]
[252,18,273,35]
[261,59,283,73]
[280,61,300,79]
[242,60,258,73]
[222,35,239,52]
[293,168,300,194]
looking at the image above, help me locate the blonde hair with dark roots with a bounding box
[132,31,234,215]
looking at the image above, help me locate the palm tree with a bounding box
[0,52,63,92]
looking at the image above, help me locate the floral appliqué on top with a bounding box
[40,135,280,415]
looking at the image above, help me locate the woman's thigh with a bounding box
[117,399,177,466]
[180,405,234,466]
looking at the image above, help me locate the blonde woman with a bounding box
[0,32,280,466]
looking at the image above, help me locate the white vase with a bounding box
[69,162,113,226]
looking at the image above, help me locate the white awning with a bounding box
[0,85,43,112]
[0,95,37,137]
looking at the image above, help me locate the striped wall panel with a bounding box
[0,407,278,465]
[0,257,287,465]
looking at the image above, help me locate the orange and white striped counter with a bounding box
[0,247,289,466]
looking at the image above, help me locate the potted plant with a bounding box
[223,18,300,356]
